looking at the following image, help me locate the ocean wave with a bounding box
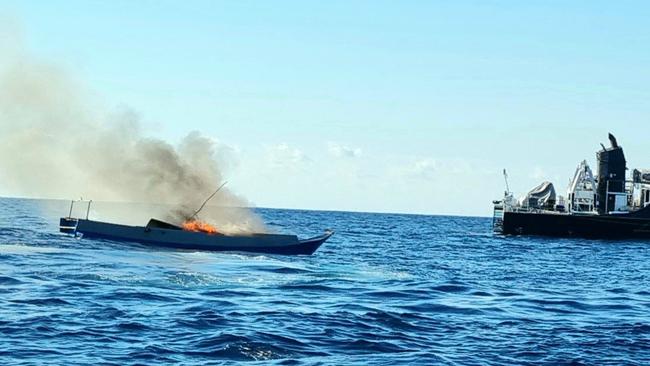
[2,198,650,365]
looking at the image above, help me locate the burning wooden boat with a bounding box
[59,202,332,255]
[493,133,650,239]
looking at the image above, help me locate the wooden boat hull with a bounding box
[60,218,332,255]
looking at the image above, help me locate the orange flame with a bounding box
[182,220,219,234]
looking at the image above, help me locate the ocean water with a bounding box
[1,197,649,365]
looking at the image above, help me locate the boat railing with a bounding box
[510,206,560,214]
[67,199,93,220]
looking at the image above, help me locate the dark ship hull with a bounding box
[60,218,333,255]
[501,206,650,239]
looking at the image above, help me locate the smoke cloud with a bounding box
[0,54,267,234]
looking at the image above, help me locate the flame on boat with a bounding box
[182,220,219,234]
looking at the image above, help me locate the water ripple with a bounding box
[1,198,650,365]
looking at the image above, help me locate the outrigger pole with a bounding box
[190,181,228,220]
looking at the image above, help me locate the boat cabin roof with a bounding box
[146,218,182,230]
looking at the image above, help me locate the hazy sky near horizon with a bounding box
[1,1,649,216]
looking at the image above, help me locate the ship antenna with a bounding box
[190,181,228,220]
[503,169,510,194]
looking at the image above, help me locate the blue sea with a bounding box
[1,197,649,365]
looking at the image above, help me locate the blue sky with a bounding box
[1,1,650,215]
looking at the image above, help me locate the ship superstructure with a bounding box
[493,134,650,238]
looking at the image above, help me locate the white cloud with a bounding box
[400,157,478,180]
[406,159,438,179]
[266,143,309,168]
[327,142,362,158]
[529,166,547,181]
